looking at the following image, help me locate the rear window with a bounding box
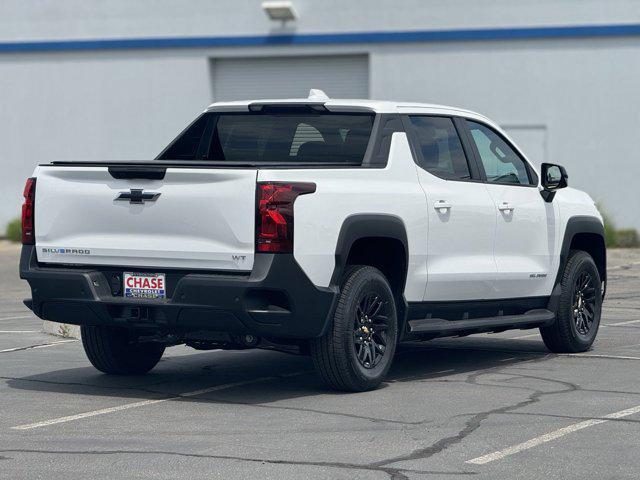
[158,111,375,165]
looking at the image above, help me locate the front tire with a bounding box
[81,325,165,374]
[540,250,602,353]
[311,266,398,392]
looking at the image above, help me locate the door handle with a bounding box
[498,202,515,213]
[434,200,452,213]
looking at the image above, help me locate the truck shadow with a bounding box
[6,336,551,407]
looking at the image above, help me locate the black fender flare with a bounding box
[548,215,606,311]
[330,214,409,287]
[557,216,606,284]
[330,214,410,337]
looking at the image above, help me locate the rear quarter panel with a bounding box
[257,133,429,302]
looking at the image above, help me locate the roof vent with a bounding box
[307,89,329,101]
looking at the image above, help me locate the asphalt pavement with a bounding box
[1,241,639,479]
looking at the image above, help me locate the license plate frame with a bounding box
[123,272,166,299]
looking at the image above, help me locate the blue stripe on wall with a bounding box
[1,23,640,53]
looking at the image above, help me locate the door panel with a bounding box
[484,184,558,297]
[464,120,558,298]
[417,171,497,300]
[405,115,496,301]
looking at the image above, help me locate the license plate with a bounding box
[123,272,166,299]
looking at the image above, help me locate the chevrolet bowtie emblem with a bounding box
[115,189,161,204]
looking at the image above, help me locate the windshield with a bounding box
[158,111,375,165]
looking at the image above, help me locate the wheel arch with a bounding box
[556,216,607,294]
[331,214,409,335]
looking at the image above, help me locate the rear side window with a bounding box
[158,112,375,165]
[408,116,471,180]
[158,115,209,160]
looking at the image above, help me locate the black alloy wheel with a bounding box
[353,293,390,369]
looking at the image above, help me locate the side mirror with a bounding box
[540,163,568,202]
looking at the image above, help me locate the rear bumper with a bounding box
[20,246,337,339]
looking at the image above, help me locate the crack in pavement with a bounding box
[581,387,640,396]
[1,374,430,428]
[4,338,639,473]
[367,356,580,469]
[0,353,566,475]
[0,449,476,479]
[498,410,640,424]
[3,356,560,430]
[197,397,429,426]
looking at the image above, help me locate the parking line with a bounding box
[605,319,640,327]
[559,353,640,361]
[12,375,289,430]
[609,261,640,270]
[0,315,33,321]
[13,398,170,430]
[0,339,76,353]
[510,332,540,340]
[467,404,640,465]
[509,319,640,340]
[0,330,39,333]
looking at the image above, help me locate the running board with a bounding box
[407,309,555,335]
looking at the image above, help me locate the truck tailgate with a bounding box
[33,165,257,271]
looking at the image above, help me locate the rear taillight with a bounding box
[256,182,316,253]
[21,177,36,245]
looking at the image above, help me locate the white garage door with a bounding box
[211,54,369,101]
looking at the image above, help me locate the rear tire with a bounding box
[540,250,602,353]
[81,325,165,374]
[311,266,398,392]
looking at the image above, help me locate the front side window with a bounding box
[466,121,532,185]
[409,116,471,180]
[158,111,375,165]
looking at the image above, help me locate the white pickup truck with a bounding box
[20,90,605,391]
